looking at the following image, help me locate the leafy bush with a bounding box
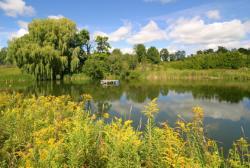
[166,51,249,70]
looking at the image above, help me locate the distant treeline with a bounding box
[1,17,250,80]
[165,47,250,69]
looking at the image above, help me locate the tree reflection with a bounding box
[3,80,250,104]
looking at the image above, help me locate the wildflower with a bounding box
[192,106,204,119]
[25,160,32,168]
[82,94,93,101]
[207,140,214,147]
[124,120,132,127]
[143,98,159,119]
[40,149,48,161]
[48,138,55,145]
[103,113,109,119]
[176,120,186,130]
[91,114,96,120]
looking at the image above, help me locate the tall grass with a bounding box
[0,92,249,167]
[0,66,34,82]
[135,63,250,81]
[1,65,250,83]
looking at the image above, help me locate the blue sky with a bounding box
[0,0,250,54]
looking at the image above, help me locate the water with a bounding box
[1,79,250,152]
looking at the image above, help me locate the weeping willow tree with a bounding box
[7,18,86,80]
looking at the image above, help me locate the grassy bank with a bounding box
[1,65,250,82]
[0,93,249,167]
[0,66,34,82]
[134,64,250,80]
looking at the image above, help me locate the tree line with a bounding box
[1,18,250,80]
[166,47,250,70]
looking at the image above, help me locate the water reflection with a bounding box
[1,80,250,151]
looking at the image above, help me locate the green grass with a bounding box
[1,65,250,83]
[0,66,34,82]
[135,63,250,81]
[64,73,90,81]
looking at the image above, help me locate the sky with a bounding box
[0,0,250,54]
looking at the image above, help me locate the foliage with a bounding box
[7,18,84,80]
[175,50,186,60]
[0,93,249,167]
[111,48,122,56]
[147,46,161,64]
[166,50,250,70]
[107,53,124,76]
[160,48,169,61]
[126,54,138,70]
[95,36,111,54]
[77,29,91,55]
[134,44,147,63]
[83,50,139,80]
[0,48,7,65]
[83,54,109,80]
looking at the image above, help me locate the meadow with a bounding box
[0,92,249,167]
[138,65,250,80]
[0,66,33,82]
[1,65,250,84]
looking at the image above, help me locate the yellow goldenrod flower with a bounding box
[143,98,159,118]
[91,114,96,120]
[48,138,55,145]
[82,94,93,101]
[192,106,204,119]
[103,113,109,119]
[124,120,132,127]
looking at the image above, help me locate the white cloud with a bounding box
[244,21,250,33]
[93,31,108,38]
[10,28,28,39]
[9,20,29,39]
[206,10,220,20]
[0,0,35,17]
[17,20,28,29]
[144,0,175,4]
[168,17,250,49]
[48,15,64,19]
[93,22,132,42]
[120,47,134,54]
[109,23,132,42]
[127,20,167,44]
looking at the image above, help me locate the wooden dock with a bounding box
[101,80,119,86]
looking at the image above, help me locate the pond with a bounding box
[1,79,250,152]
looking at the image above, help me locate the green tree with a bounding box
[217,46,228,53]
[0,47,7,65]
[77,29,91,55]
[160,48,169,61]
[84,54,109,80]
[7,18,81,80]
[203,49,214,54]
[111,49,122,56]
[134,44,146,63]
[196,50,203,55]
[95,36,111,54]
[238,48,250,55]
[169,53,176,61]
[127,54,138,70]
[147,46,160,64]
[175,50,186,60]
[108,54,123,76]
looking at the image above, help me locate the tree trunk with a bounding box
[52,72,57,80]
